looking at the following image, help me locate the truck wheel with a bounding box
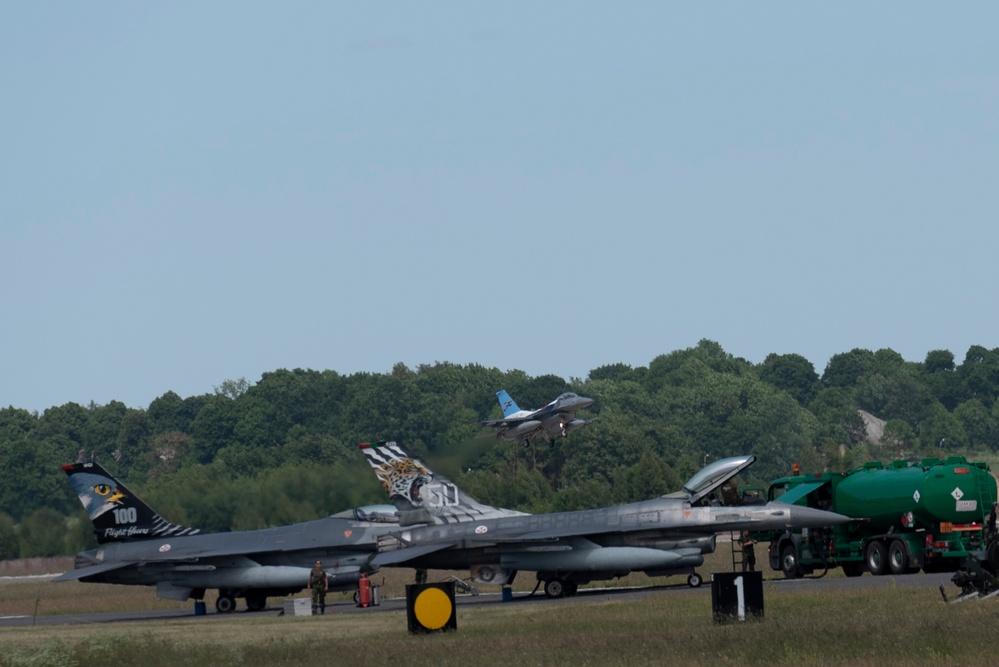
[865,541,887,576]
[887,540,909,575]
[780,544,802,579]
[988,542,999,570]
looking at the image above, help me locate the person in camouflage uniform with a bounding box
[309,560,328,614]
[739,531,757,572]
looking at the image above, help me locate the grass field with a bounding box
[5,550,999,667]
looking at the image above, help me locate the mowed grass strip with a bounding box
[5,580,999,667]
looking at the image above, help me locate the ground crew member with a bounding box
[309,560,328,614]
[739,531,757,572]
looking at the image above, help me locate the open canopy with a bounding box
[681,455,756,504]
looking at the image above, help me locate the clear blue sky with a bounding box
[3,3,997,413]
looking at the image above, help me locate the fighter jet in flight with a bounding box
[361,441,851,597]
[54,461,399,613]
[478,389,596,446]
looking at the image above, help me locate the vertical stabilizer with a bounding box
[62,462,200,544]
[496,390,521,417]
[359,441,528,526]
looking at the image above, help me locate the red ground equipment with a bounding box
[357,572,371,607]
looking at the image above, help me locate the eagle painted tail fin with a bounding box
[61,462,200,544]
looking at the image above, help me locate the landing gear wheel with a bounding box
[888,540,909,575]
[687,572,703,588]
[781,544,802,579]
[564,581,578,596]
[866,541,887,576]
[544,579,566,599]
[245,593,267,612]
[215,594,237,614]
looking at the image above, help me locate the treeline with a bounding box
[2,340,999,560]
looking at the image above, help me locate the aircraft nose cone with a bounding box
[780,504,853,527]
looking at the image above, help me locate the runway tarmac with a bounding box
[0,569,958,629]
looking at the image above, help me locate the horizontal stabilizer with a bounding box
[52,560,135,582]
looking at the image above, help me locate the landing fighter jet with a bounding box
[361,441,851,597]
[478,389,596,446]
[54,461,398,613]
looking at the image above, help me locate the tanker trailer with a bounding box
[764,456,997,578]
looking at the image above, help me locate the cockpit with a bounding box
[664,455,756,506]
[330,504,400,523]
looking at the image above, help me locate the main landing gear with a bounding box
[542,578,579,599]
[215,593,237,613]
[214,590,269,613]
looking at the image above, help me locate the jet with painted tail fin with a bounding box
[360,441,852,597]
[54,461,399,613]
[478,389,596,446]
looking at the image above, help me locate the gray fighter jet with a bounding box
[54,461,399,613]
[361,441,851,597]
[478,390,596,446]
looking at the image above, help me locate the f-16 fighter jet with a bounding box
[478,389,596,446]
[360,441,851,597]
[54,461,398,613]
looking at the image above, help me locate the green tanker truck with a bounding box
[764,456,998,578]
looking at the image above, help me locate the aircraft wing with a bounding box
[52,560,137,582]
[477,417,525,427]
[371,543,456,566]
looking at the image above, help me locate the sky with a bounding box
[2,3,997,413]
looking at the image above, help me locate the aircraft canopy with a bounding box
[682,455,756,504]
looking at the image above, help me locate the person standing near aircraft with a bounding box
[739,531,757,572]
[309,560,328,614]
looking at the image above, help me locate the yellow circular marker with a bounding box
[413,586,453,630]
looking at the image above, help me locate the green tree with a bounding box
[881,419,917,459]
[0,512,19,560]
[0,435,77,521]
[920,349,967,410]
[918,405,968,452]
[189,395,240,463]
[551,478,615,512]
[615,451,679,503]
[18,508,69,557]
[959,346,999,408]
[757,353,819,405]
[588,363,635,382]
[953,400,995,450]
[809,387,866,445]
[925,349,956,374]
[147,390,204,435]
[855,371,937,427]
[80,401,129,463]
[822,349,876,388]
